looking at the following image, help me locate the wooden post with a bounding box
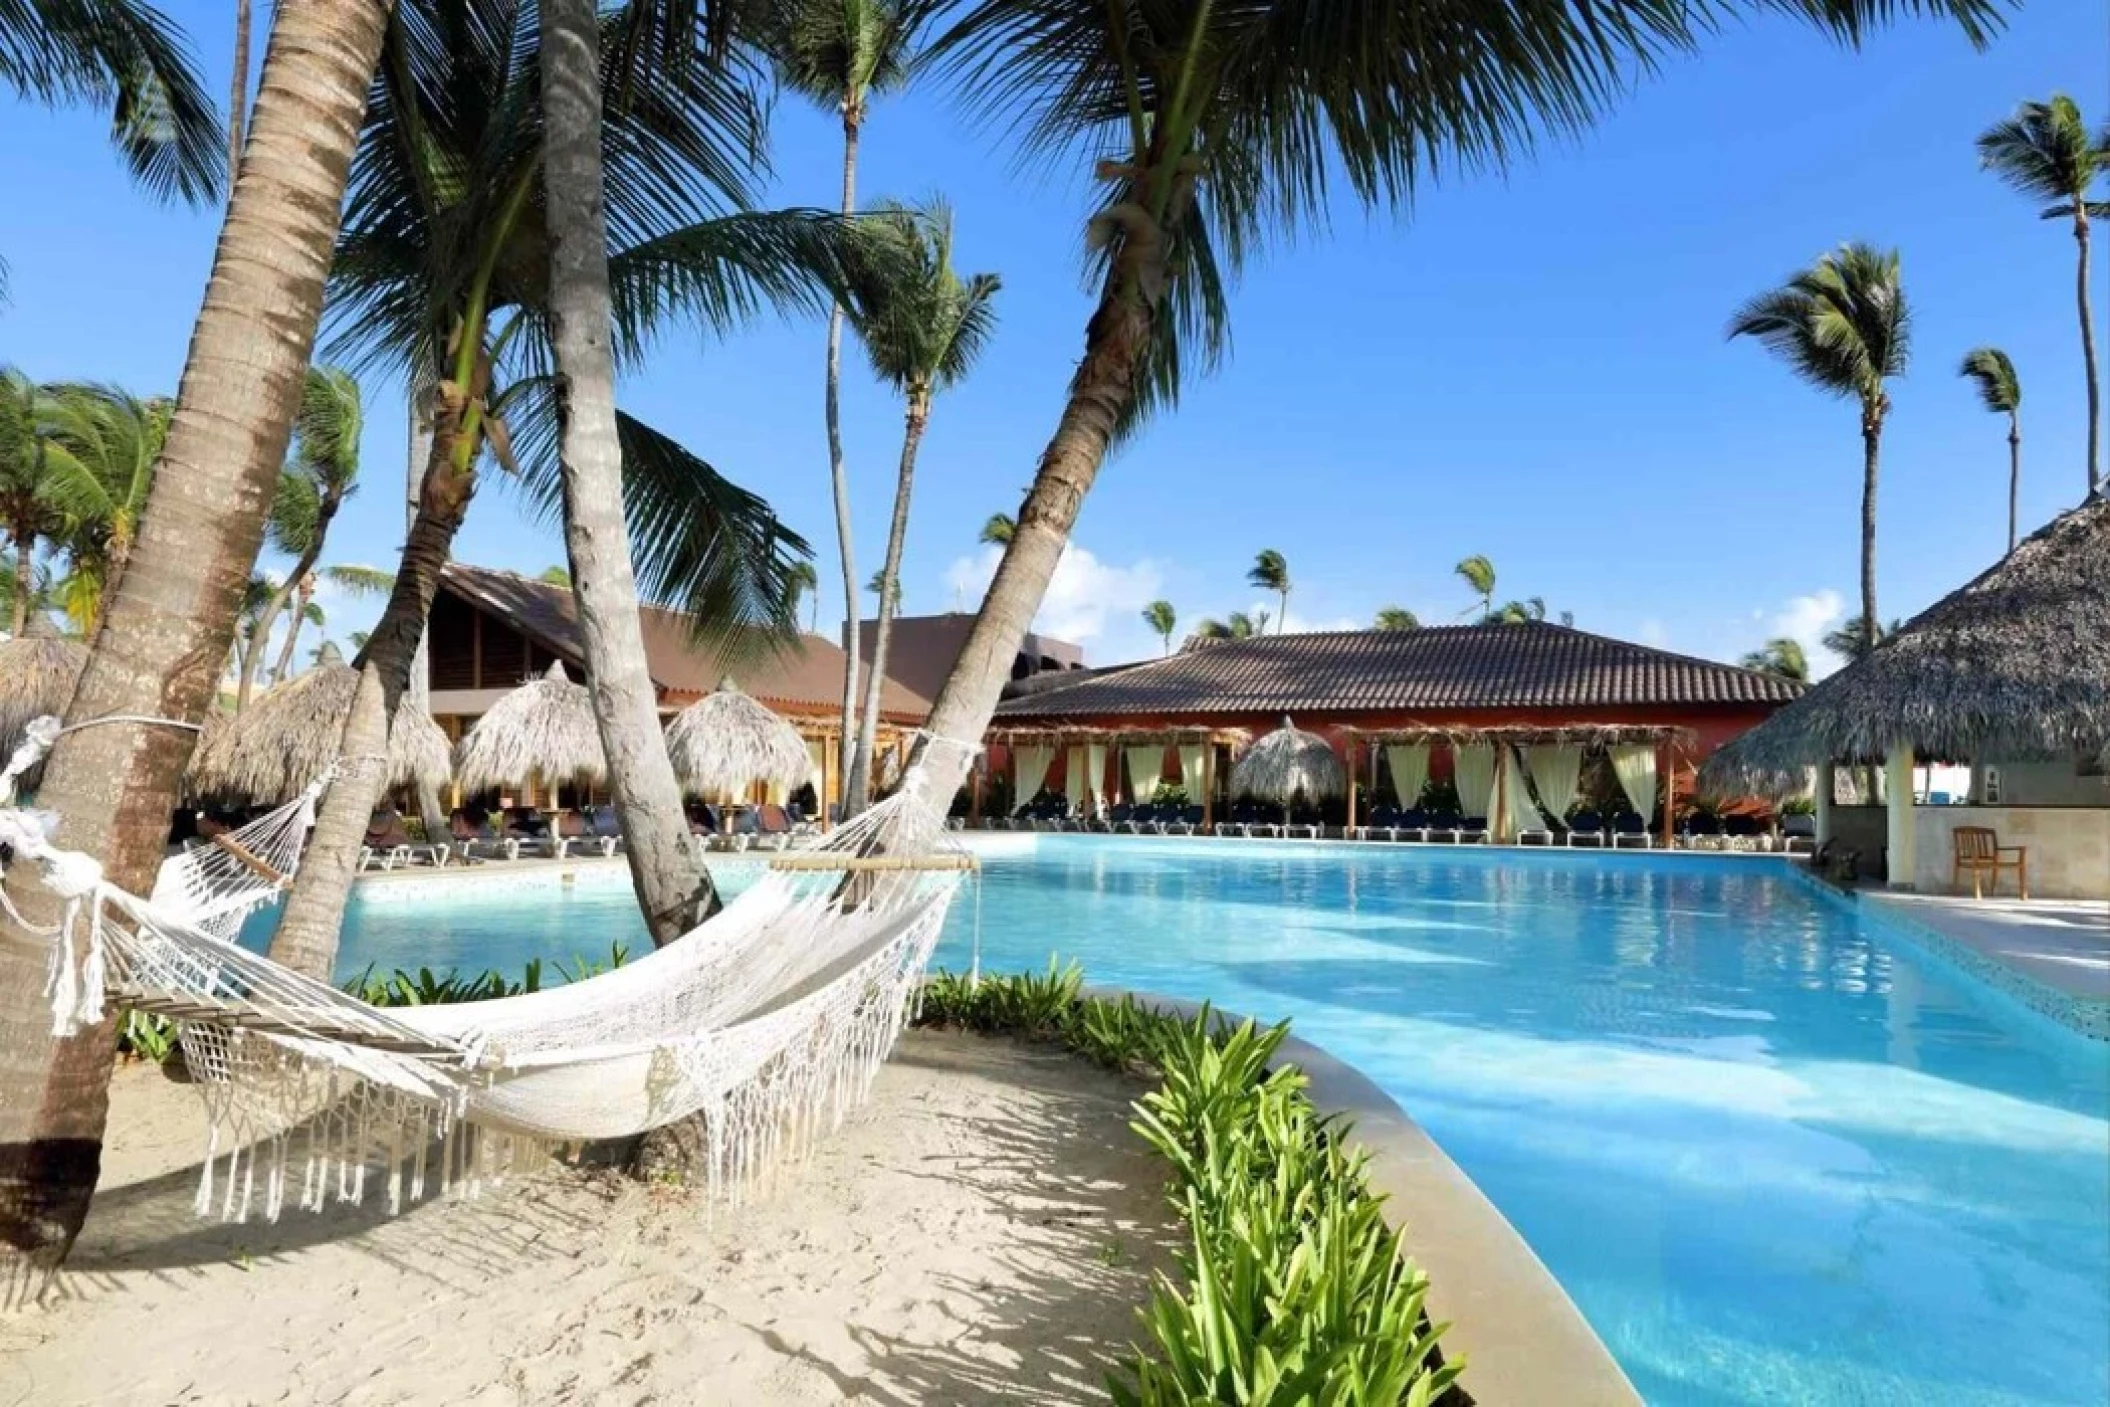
[1660,740,1676,849]
[821,731,836,832]
[969,751,983,827]
[1345,737,1359,835]
[1815,761,1836,844]
[1492,744,1507,844]
[1202,741,1215,832]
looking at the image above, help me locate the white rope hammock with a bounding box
[0,715,976,1221]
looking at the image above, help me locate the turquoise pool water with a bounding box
[250,837,2110,1406]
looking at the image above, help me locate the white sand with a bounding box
[0,1032,1179,1406]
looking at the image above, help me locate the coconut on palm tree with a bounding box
[1373,606,1418,631]
[767,0,933,795]
[1246,549,1290,631]
[1976,96,2108,498]
[1959,347,2024,551]
[1739,637,1810,681]
[1731,243,1910,659]
[841,200,1000,813]
[1142,599,1178,653]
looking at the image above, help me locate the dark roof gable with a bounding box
[994,621,1802,718]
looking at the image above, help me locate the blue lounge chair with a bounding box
[1781,813,1817,854]
[1566,810,1605,847]
[1351,804,1396,841]
[1610,811,1652,848]
[1121,803,1158,834]
[1455,815,1489,843]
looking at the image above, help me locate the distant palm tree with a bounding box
[538,565,572,587]
[979,512,1016,546]
[1246,549,1290,631]
[0,368,69,635]
[1142,599,1178,654]
[1454,555,1495,617]
[1487,596,1547,624]
[787,559,821,633]
[39,384,171,633]
[1373,606,1419,630]
[866,568,900,608]
[1823,614,1902,664]
[1195,611,1259,640]
[279,597,326,680]
[1959,347,2024,552]
[1739,637,1810,681]
[348,629,371,653]
[1976,96,2108,497]
[1250,608,1272,636]
[1559,610,1575,628]
[1731,243,1910,658]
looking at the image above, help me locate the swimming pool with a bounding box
[252,837,2110,1406]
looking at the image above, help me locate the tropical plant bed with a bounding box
[914,964,1471,1406]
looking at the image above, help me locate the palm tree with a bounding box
[269,562,390,686]
[0,0,223,210]
[1739,637,1810,681]
[237,366,363,708]
[842,201,1000,812]
[979,511,1015,546]
[229,0,253,179]
[39,384,171,633]
[1731,243,1910,659]
[767,0,933,796]
[1976,96,2108,497]
[866,567,900,606]
[890,1,1996,814]
[1488,596,1547,624]
[1246,549,1290,631]
[539,564,573,587]
[787,559,821,632]
[1453,555,1496,618]
[1193,611,1258,640]
[1373,606,1418,630]
[277,595,325,678]
[0,0,399,1295]
[1142,599,1177,653]
[1959,347,2024,552]
[1823,613,1902,664]
[0,369,68,635]
[275,0,833,972]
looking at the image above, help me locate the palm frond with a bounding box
[1976,94,2101,207]
[765,0,935,110]
[1958,346,2020,413]
[292,365,365,489]
[322,563,396,597]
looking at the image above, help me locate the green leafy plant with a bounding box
[115,1010,180,1064]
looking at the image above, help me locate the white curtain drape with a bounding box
[1015,744,1053,802]
[1126,744,1166,800]
[1178,744,1205,805]
[1497,746,1532,840]
[1064,745,1086,802]
[805,739,826,793]
[1385,744,1430,808]
[1086,743,1108,810]
[1524,744,1584,824]
[1452,743,1496,819]
[1611,744,1658,820]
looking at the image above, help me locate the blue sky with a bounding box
[1,3,2102,675]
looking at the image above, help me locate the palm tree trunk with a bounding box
[849,398,929,813]
[270,393,474,980]
[11,534,30,635]
[828,110,862,815]
[405,379,450,842]
[271,575,312,681]
[538,0,717,944]
[229,0,253,180]
[1278,588,1288,632]
[0,0,393,1300]
[2008,415,2021,554]
[235,588,288,707]
[1859,412,1881,656]
[2075,212,2100,499]
[242,511,336,705]
[908,184,1182,799]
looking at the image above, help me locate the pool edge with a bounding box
[1085,985,1643,1407]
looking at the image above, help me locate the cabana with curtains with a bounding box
[981,725,1250,827]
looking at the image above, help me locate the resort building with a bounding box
[985,621,1803,840]
[1706,498,2110,899]
[426,563,933,807]
[846,612,1086,702]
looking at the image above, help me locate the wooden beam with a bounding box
[210,831,287,887]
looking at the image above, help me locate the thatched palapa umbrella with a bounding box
[188,642,453,803]
[664,677,811,803]
[454,660,606,794]
[0,615,87,761]
[1702,496,2110,798]
[1232,715,1346,819]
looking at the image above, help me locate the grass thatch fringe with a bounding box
[452,660,605,793]
[665,678,812,801]
[0,621,88,761]
[188,664,452,803]
[1232,715,1347,803]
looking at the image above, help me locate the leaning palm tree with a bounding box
[842,201,1000,812]
[1959,347,2024,552]
[273,0,832,973]
[1453,555,1496,618]
[1373,606,1418,631]
[1731,243,1910,659]
[1142,599,1177,653]
[39,384,171,633]
[237,366,364,708]
[0,0,400,1299]
[1976,96,2107,498]
[766,0,934,793]
[1487,596,1547,624]
[1246,549,1290,631]
[0,369,69,635]
[978,511,1015,545]
[786,558,821,632]
[1822,613,1902,664]
[1739,637,1809,681]
[277,596,325,677]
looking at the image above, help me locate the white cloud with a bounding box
[1766,588,1844,678]
[942,544,1165,657]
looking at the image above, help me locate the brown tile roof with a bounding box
[441,563,932,722]
[993,622,1803,719]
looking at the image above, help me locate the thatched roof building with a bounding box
[453,660,605,794]
[188,659,453,803]
[1703,497,2110,796]
[665,679,813,802]
[0,617,87,760]
[1232,717,1347,804]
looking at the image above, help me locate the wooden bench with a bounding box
[1951,826,2028,899]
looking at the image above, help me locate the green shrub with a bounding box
[116,1010,180,1064]
[913,969,1464,1405]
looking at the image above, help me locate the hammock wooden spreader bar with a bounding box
[210,831,290,887]
[110,986,467,1058]
[766,853,979,873]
